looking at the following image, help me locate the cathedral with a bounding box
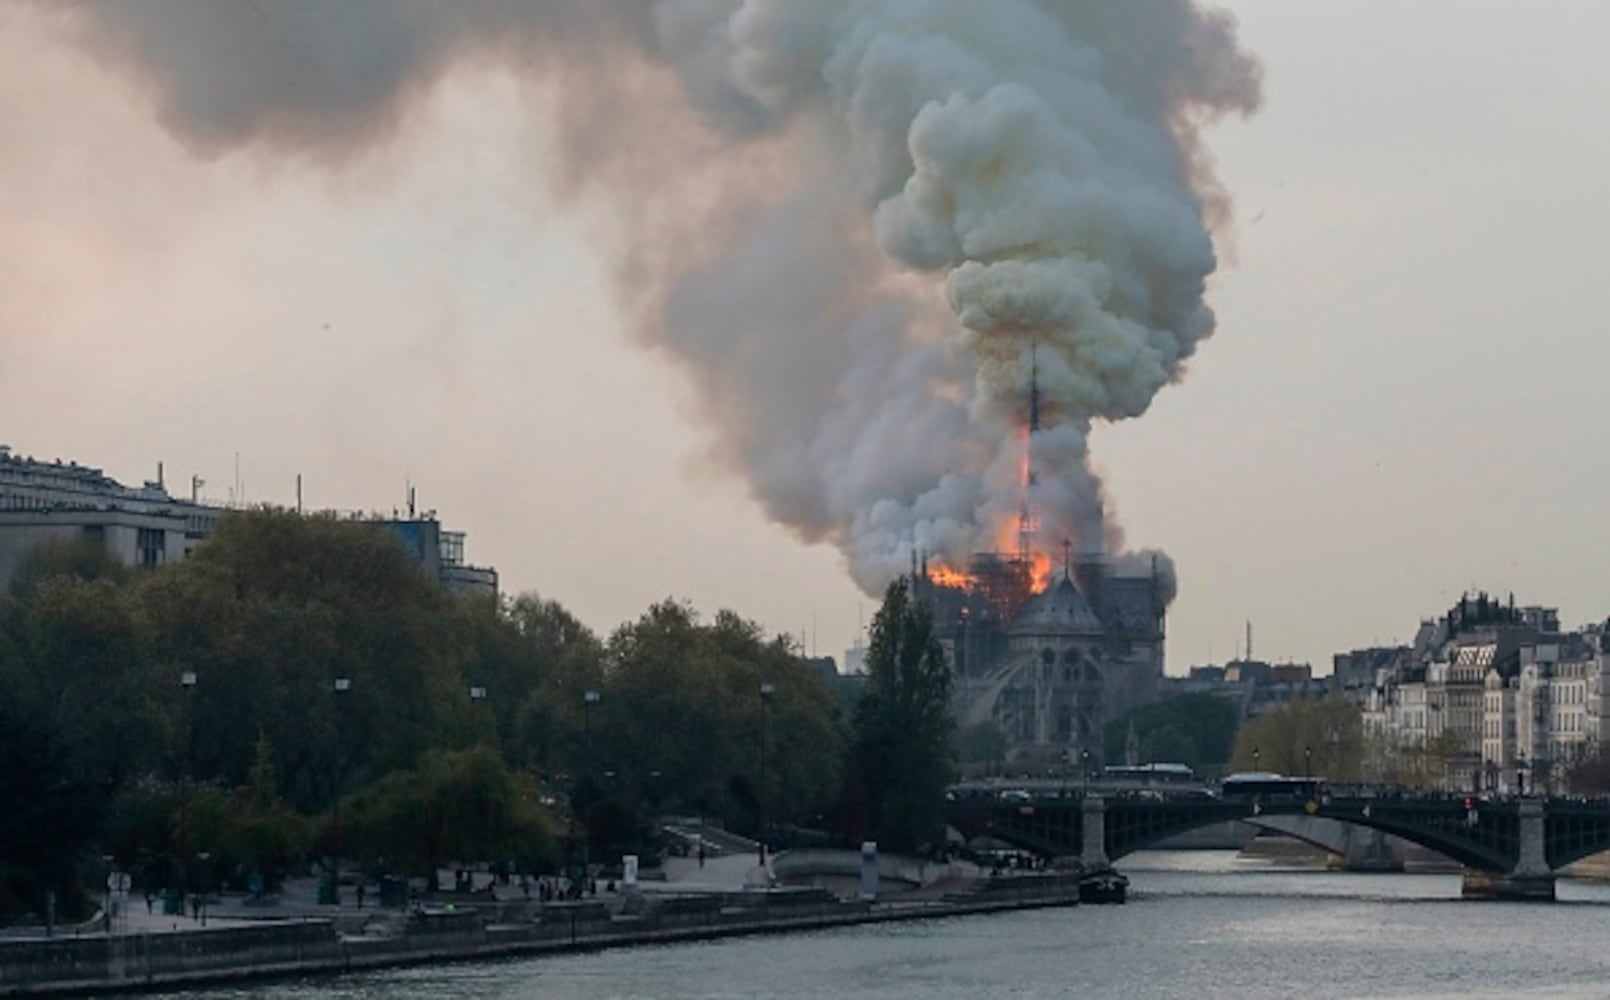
[915,552,1167,772]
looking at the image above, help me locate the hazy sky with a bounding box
[4,1,1608,672]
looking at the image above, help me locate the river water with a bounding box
[161,853,1610,1000]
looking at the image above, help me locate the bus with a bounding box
[1220,773,1326,801]
[1102,763,1198,786]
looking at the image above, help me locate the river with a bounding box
[152,853,1610,999]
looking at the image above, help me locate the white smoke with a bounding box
[59,0,1260,598]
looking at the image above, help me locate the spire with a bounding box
[1028,341,1041,435]
[1016,343,1041,560]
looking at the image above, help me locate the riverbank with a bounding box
[0,873,1084,996]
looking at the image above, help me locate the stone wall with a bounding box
[0,879,1080,996]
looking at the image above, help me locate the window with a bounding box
[136,527,165,569]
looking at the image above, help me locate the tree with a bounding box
[500,594,606,772]
[132,509,470,809]
[1104,693,1239,774]
[852,578,954,853]
[586,602,844,851]
[14,575,166,787]
[6,537,128,602]
[1229,696,1364,781]
[955,721,1008,776]
[0,701,104,920]
[340,747,556,886]
[1566,746,1610,796]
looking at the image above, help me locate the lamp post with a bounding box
[178,671,197,912]
[328,677,351,907]
[470,684,489,744]
[1081,748,1091,795]
[758,682,775,866]
[581,690,600,886]
[195,852,210,926]
[1304,745,1312,779]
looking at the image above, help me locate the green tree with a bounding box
[133,509,469,810]
[340,747,557,886]
[0,702,104,921]
[1104,693,1239,774]
[500,594,606,772]
[852,578,954,854]
[217,736,310,887]
[954,721,1008,776]
[1229,696,1364,781]
[1567,746,1610,796]
[6,536,128,602]
[587,602,844,852]
[15,575,166,786]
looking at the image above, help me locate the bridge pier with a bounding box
[1461,799,1556,901]
[1334,824,1402,873]
[1081,794,1109,869]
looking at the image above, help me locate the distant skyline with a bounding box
[4,1,1609,672]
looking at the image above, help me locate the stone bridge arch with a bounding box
[944,791,1605,898]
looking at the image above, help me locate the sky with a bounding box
[3,1,1609,673]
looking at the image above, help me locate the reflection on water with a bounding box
[154,852,1610,1000]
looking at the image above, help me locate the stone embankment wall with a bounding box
[0,879,1080,996]
[0,921,341,995]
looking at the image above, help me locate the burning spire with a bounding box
[1017,342,1041,563]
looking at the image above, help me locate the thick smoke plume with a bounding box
[61,0,1260,599]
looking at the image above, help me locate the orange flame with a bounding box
[1028,551,1052,592]
[926,425,1060,602]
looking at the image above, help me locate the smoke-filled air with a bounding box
[61,0,1261,602]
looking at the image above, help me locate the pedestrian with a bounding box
[356,883,365,909]
[144,891,154,915]
[697,840,706,868]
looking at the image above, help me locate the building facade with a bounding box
[1362,592,1608,793]
[0,444,497,598]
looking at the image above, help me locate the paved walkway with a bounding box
[28,846,780,943]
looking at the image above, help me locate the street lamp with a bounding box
[1081,748,1091,795]
[328,677,351,907]
[178,671,198,912]
[470,685,489,742]
[759,682,775,866]
[581,690,600,887]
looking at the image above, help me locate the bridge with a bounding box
[944,789,1610,900]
